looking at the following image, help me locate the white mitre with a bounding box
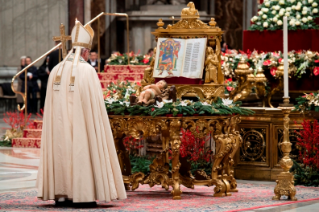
[53,20,94,91]
[71,20,94,49]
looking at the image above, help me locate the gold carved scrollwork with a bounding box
[183,119,208,138]
[144,157,170,190]
[109,115,242,200]
[169,119,182,200]
[176,86,205,100]
[127,117,151,139]
[171,19,210,29]
[125,172,145,191]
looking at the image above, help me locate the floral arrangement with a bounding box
[179,128,212,163]
[103,80,140,102]
[222,50,319,79]
[294,92,319,113]
[290,119,319,186]
[250,0,319,31]
[0,111,33,146]
[106,51,152,65]
[224,78,237,94]
[178,128,213,175]
[105,94,255,117]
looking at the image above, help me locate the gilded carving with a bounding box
[109,115,242,200]
[273,106,297,201]
[204,47,219,84]
[230,57,256,102]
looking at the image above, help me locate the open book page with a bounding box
[181,38,207,79]
[153,38,186,78]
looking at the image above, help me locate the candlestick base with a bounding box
[279,97,293,107]
[272,172,297,201]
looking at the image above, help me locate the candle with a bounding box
[283,17,289,98]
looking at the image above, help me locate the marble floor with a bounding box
[0,147,318,211]
[0,110,319,211]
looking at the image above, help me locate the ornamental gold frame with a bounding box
[142,6,225,101]
[110,115,242,200]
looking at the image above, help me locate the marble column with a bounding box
[90,0,106,53]
[243,0,258,30]
[214,0,244,50]
[105,0,117,57]
[68,0,84,34]
[84,0,91,24]
[210,0,216,16]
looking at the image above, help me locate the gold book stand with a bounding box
[142,2,225,102]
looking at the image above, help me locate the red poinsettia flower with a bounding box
[143,58,150,64]
[239,50,246,55]
[314,67,319,76]
[272,52,280,57]
[221,60,224,65]
[270,67,277,76]
[151,108,155,112]
[128,51,134,57]
[296,49,303,54]
[227,86,234,91]
[136,82,141,86]
[278,58,283,63]
[227,78,232,82]
[315,60,319,63]
[263,60,271,66]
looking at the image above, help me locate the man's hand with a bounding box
[27,72,33,79]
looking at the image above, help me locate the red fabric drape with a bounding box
[243,30,319,52]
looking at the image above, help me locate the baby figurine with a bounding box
[138,80,168,105]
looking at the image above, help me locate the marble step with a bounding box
[12,138,41,148]
[23,129,42,138]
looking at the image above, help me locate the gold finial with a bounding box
[167,24,172,30]
[157,19,164,29]
[235,57,250,75]
[181,1,199,18]
[209,18,217,27]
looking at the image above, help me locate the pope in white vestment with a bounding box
[37,20,126,203]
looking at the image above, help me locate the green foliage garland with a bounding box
[105,97,255,117]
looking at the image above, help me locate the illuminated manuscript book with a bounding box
[153,38,207,78]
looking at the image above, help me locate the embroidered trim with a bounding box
[75,22,80,43]
[72,42,91,49]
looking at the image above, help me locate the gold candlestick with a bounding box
[272,97,297,201]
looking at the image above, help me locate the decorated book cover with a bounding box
[153,38,207,79]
